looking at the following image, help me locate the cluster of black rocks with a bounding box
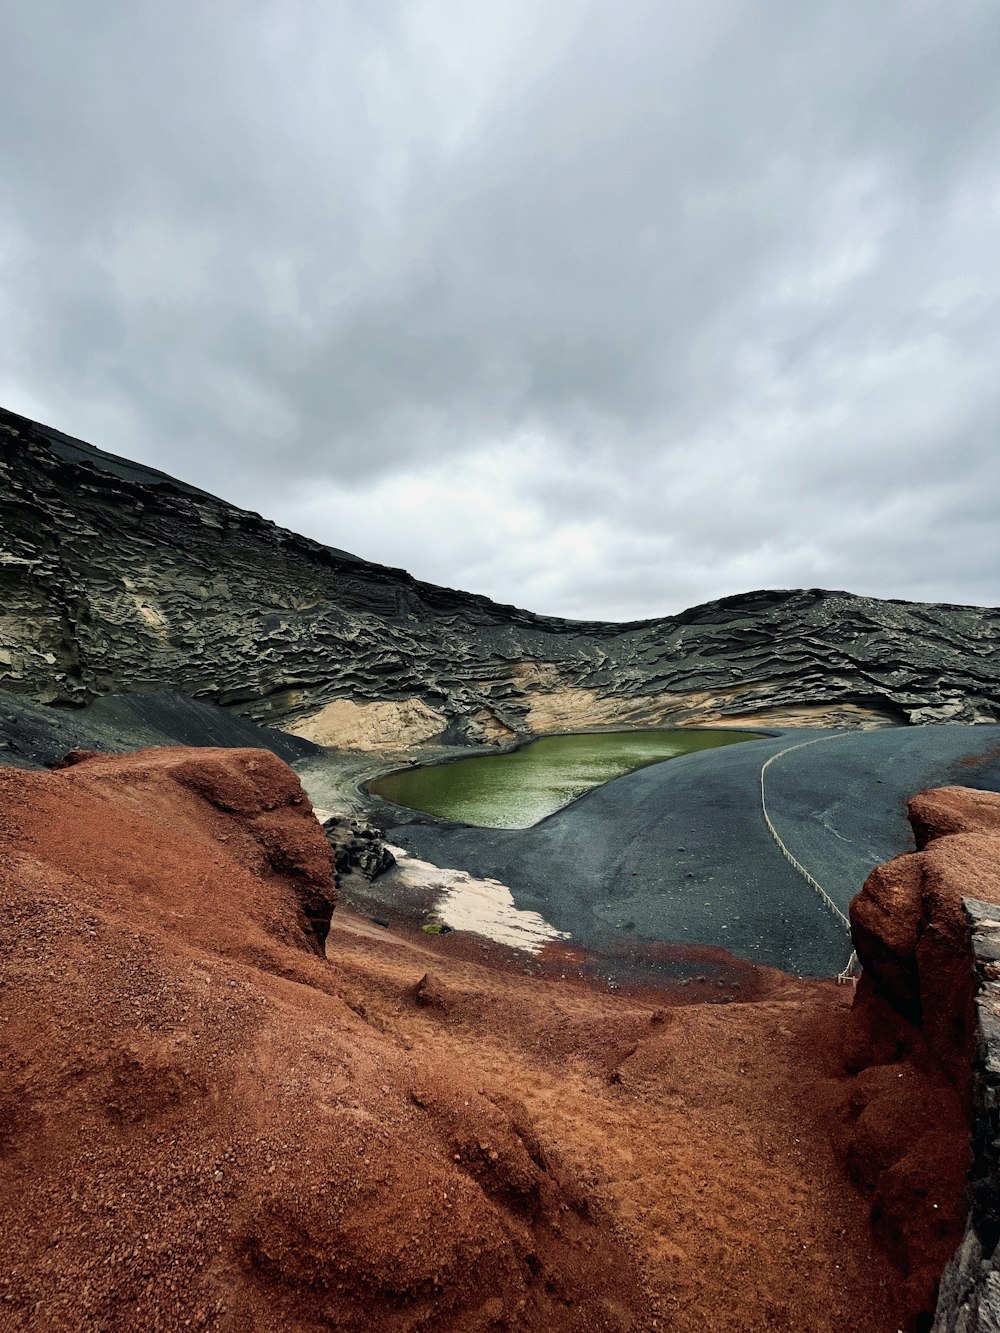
[320,815,396,882]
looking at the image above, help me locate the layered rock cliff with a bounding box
[3,404,999,742]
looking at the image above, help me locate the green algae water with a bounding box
[369,729,757,829]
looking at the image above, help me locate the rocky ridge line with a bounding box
[3,404,1000,739]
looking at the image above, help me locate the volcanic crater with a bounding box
[3,408,1000,1331]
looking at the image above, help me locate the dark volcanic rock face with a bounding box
[3,404,1000,736]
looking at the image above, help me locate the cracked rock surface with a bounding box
[3,404,1000,738]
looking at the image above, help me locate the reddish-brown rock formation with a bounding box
[838,786,1000,1325]
[1,748,910,1330]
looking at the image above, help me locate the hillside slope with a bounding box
[0,747,908,1331]
[3,404,999,743]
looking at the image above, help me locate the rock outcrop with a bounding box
[837,787,1000,1326]
[321,813,396,881]
[3,404,1000,741]
[932,897,1000,1332]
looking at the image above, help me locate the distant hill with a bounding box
[3,403,999,746]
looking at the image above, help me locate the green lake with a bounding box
[369,729,758,829]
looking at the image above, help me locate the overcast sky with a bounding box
[2,1,999,619]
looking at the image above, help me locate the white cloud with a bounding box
[1,0,998,617]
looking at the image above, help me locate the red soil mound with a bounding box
[1,748,906,1330]
[839,785,1000,1323]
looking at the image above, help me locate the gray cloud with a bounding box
[1,0,998,618]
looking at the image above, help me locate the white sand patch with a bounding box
[384,843,569,954]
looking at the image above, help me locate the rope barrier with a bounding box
[758,735,860,984]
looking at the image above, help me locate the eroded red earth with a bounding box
[2,747,980,1330]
